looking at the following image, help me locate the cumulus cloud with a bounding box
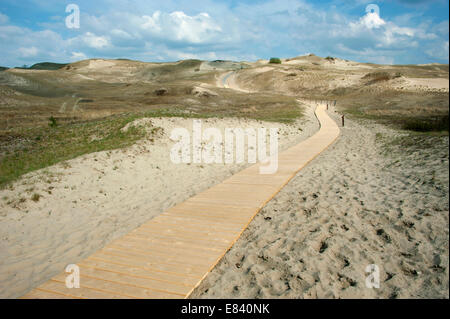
[81,32,109,49]
[335,44,396,65]
[70,51,88,61]
[359,11,386,29]
[18,46,38,57]
[110,29,133,40]
[141,11,222,44]
[0,1,448,67]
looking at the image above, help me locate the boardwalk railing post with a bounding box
[341,115,345,127]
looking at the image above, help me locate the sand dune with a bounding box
[0,105,319,298]
[0,55,448,299]
[190,108,449,299]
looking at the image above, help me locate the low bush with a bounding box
[402,116,449,132]
[269,57,282,64]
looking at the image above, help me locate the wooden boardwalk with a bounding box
[21,103,340,299]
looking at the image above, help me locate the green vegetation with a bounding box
[48,116,58,128]
[362,71,402,84]
[138,98,302,123]
[344,108,448,133]
[0,114,146,188]
[29,62,68,70]
[0,66,8,71]
[385,133,447,150]
[269,57,282,64]
[0,98,302,188]
[12,62,68,70]
[141,59,203,80]
[331,85,448,134]
[380,132,449,169]
[401,116,449,132]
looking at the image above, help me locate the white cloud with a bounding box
[426,41,449,61]
[336,44,395,64]
[111,29,133,39]
[141,11,222,44]
[360,12,386,29]
[18,46,38,57]
[0,1,448,67]
[0,12,8,24]
[141,11,162,32]
[341,8,425,56]
[81,32,109,49]
[0,25,25,39]
[70,52,88,61]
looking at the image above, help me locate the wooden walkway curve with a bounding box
[21,103,340,299]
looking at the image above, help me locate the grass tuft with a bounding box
[31,193,41,202]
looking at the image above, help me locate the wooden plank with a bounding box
[134,224,239,244]
[52,266,190,296]
[140,219,241,237]
[20,104,340,299]
[170,199,259,212]
[122,231,232,252]
[165,207,255,223]
[186,196,268,207]
[164,208,254,225]
[35,280,132,299]
[124,231,231,251]
[90,250,209,277]
[104,243,219,267]
[50,276,181,299]
[152,213,245,232]
[110,234,227,259]
[81,257,199,286]
[223,175,289,186]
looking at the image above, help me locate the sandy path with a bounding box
[217,71,252,93]
[191,109,449,299]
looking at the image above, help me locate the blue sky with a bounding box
[0,0,448,67]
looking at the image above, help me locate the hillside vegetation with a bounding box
[0,55,447,187]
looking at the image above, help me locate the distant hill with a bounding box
[0,66,8,71]
[138,59,203,81]
[28,62,68,70]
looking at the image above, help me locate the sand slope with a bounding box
[0,107,319,298]
[190,110,449,299]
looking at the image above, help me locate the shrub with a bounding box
[269,57,282,64]
[362,72,393,84]
[48,116,58,128]
[154,88,168,96]
[31,193,41,202]
[402,116,449,132]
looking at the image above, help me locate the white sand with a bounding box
[217,71,253,93]
[190,108,449,299]
[0,105,319,298]
[1,57,448,299]
[250,67,275,74]
[87,60,116,70]
[392,77,449,93]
